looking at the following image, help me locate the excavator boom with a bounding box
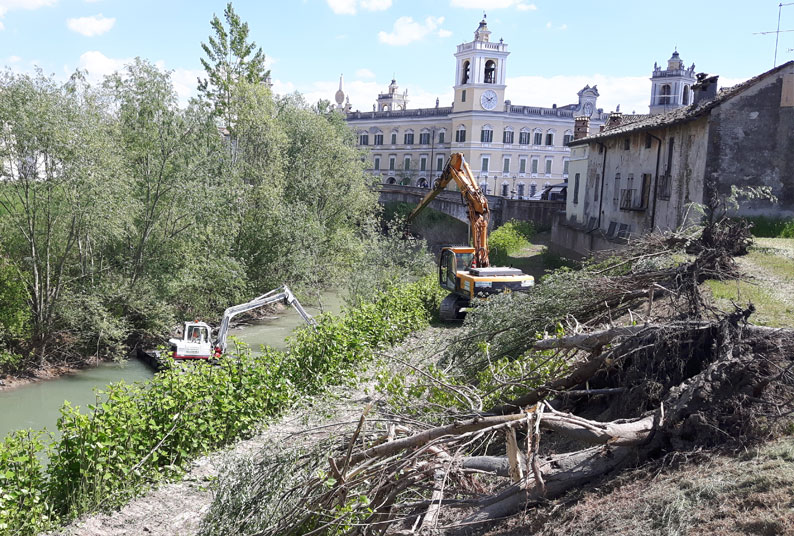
[407,153,490,267]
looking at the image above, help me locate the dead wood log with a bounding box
[532,324,650,352]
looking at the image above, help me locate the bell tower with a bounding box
[649,50,697,114]
[453,15,509,113]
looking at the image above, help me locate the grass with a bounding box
[510,438,794,536]
[704,237,794,328]
[705,279,794,328]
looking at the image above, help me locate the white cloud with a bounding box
[450,0,534,9]
[0,0,57,29]
[326,0,391,15]
[78,50,130,81]
[546,21,566,30]
[7,54,21,62]
[67,13,115,36]
[378,16,448,46]
[355,68,375,79]
[360,0,391,11]
[506,74,651,115]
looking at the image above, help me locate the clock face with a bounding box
[480,89,498,111]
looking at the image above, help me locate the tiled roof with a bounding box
[569,61,794,146]
[603,113,654,131]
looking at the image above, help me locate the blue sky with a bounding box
[1,0,792,113]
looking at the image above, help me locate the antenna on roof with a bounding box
[753,2,794,67]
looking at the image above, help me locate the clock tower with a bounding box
[453,16,509,113]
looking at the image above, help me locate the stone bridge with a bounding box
[378,184,565,229]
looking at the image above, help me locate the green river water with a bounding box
[0,292,343,440]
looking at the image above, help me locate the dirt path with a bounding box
[51,327,452,536]
[736,238,794,309]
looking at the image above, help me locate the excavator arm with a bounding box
[214,285,316,355]
[407,153,491,268]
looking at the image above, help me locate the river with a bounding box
[0,291,343,440]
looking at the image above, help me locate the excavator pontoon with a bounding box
[408,153,534,321]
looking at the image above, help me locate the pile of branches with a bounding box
[206,221,793,535]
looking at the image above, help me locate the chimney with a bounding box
[574,116,590,140]
[692,73,719,106]
[606,111,623,129]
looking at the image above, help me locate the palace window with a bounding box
[455,126,466,143]
[534,131,543,145]
[404,156,411,171]
[519,157,527,174]
[461,89,466,102]
[420,156,427,171]
[404,131,414,145]
[517,183,525,198]
[530,182,537,196]
[563,159,569,176]
[374,156,380,170]
[374,133,383,145]
[502,183,509,197]
[503,158,510,173]
[389,156,395,171]
[437,156,444,171]
[359,133,369,146]
[503,128,514,144]
[545,131,554,146]
[481,156,490,172]
[419,131,431,145]
[390,132,397,145]
[519,129,530,145]
[531,158,539,174]
[545,158,552,175]
[438,131,445,144]
[480,126,493,143]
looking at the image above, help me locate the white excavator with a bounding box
[138,286,316,368]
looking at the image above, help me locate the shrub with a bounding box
[0,277,442,534]
[489,220,535,265]
[742,216,794,238]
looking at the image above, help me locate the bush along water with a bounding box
[0,276,443,535]
[488,220,535,265]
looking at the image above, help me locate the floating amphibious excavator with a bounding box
[408,153,534,321]
[138,286,315,369]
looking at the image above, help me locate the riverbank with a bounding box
[0,360,108,392]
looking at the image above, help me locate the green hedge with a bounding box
[489,220,535,265]
[0,277,443,534]
[741,216,794,238]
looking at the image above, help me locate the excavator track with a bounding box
[440,293,467,322]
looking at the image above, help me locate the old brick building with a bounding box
[553,61,794,257]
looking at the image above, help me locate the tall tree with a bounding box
[198,2,269,128]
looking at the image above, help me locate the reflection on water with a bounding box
[0,291,343,439]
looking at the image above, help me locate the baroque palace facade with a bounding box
[338,17,608,198]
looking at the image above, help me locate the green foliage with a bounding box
[742,216,794,238]
[0,259,29,341]
[489,220,535,265]
[0,278,438,534]
[0,430,53,534]
[198,2,269,127]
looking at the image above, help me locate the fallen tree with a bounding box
[198,220,794,535]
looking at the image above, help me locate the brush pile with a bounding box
[203,220,794,535]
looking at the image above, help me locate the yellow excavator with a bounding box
[408,153,534,321]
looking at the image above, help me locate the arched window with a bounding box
[386,177,396,184]
[480,124,493,143]
[484,60,496,84]
[461,60,470,85]
[455,125,466,143]
[501,182,509,197]
[503,126,514,144]
[400,177,412,186]
[373,129,383,145]
[545,129,555,146]
[417,177,429,188]
[682,85,690,105]
[660,84,671,105]
[519,127,530,145]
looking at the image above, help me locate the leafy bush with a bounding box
[0,277,441,534]
[489,220,535,265]
[741,216,794,238]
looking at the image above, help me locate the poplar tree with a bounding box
[198,2,269,128]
